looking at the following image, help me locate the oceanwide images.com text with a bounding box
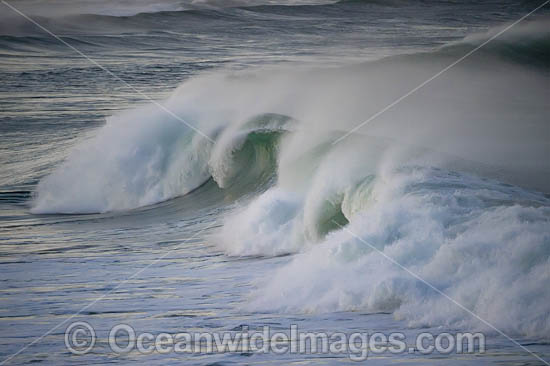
[65,322,486,361]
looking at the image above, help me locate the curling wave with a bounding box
[30,19,550,339]
[31,111,291,214]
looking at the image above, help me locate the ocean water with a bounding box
[1,0,550,365]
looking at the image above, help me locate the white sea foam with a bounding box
[31,104,212,213]
[245,166,550,338]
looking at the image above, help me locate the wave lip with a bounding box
[31,109,291,214]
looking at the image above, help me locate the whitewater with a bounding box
[1,0,549,365]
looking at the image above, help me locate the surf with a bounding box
[28,18,550,340]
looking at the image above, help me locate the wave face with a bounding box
[31,19,550,338]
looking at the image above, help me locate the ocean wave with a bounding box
[32,17,550,213]
[443,16,550,68]
[29,17,550,338]
[30,110,289,214]
[245,166,550,338]
[0,0,335,19]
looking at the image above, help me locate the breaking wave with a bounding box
[31,111,290,213]
[31,18,550,338]
[245,166,550,338]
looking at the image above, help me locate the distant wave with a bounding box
[2,7,548,69]
[0,0,335,19]
[336,0,409,6]
[444,17,550,68]
[0,0,335,37]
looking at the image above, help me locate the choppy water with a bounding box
[1,0,549,365]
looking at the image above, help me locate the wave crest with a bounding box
[31,111,290,214]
